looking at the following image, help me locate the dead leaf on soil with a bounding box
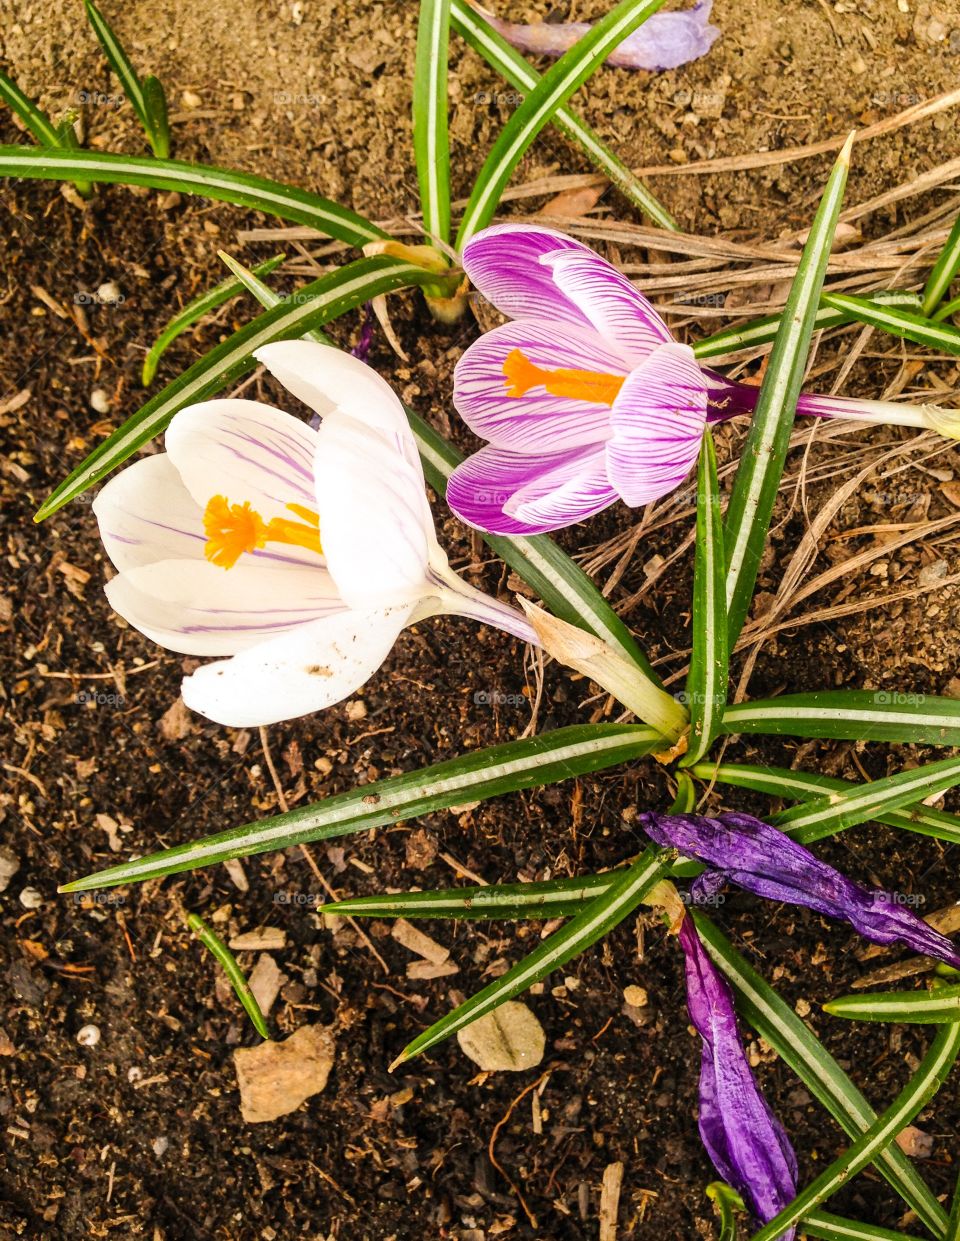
[456,1001,545,1072]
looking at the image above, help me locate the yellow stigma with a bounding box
[502,347,625,407]
[203,495,322,569]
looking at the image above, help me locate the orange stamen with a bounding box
[203,496,322,568]
[502,347,625,407]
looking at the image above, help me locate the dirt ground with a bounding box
[3,1,960,1237]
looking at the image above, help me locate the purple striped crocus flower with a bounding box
[447,224,952,535]
[640,811,960,970]
[93,341,536,727]
[678,914,798,1236]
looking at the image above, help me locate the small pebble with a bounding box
[90,389,111,414]
[152,1136,169,1157]
[19,886,43,910]
[0,847,20,894]
[623,985,649,1008]
[96,280,122,304]
[76,1024,101,1047]
[181,89,203,109]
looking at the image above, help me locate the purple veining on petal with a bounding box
[679,915,797,1235]
[641,812,960,970]
[447,442,617,534]
[470,0,720,72]
[350,304,377,365]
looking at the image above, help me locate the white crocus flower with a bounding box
[93,341,537,727]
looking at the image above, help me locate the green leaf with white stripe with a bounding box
[413,0,452,245]
[723,136,852,645]
[750,1022,960,1241]
[0,71,92,196]
[449,0,674,229]
[391,845,672,1067]
[692,912,949,1237]
[60,723,662,892]
[141,253,287,385]
[689,760,960,847]
[691,291,921,361]
[803,1210,934,1241]
[210,249,665,683]
[326,873,619,921]
[0,146,388,246]
[215,251,331,346]
[822,292,960,357]
[35,255,431,519]
[722,690,960,747]
[771,754,960,846]
[455,0,667,247]
[84,0,170,157]
[825,985,960,1025]
[681,429,727,766]
[923,213,960,316]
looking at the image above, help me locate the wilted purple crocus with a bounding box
[678,914,798,1236]
[471,0,720,72]
[640,811,960,970]
[447,224,948,535]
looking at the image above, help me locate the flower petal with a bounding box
[181,604,412,726]
[605,342,707,506]
[94,454,207,572]
[454,319,626,452]
[679,916,797,1235]
[165,397,321,555]
[447,443,617,535]
[315,411,438,608]
[105,559,345,656]
[543,248,672,367]
[462,223,600,331]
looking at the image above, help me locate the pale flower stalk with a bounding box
[93,341,536,728]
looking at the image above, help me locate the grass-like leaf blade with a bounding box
[84,0,170,157]
[804,1210,935,1241]
[922,212,960,316]
[413,0,452,245]
[681,428,727,766]
[723,136,852,644]
[456,0,667,247]
[142,253,286,385]
[824,985,960,1025]
[0,71,92,195]
[326,873,618,921]
[692,912,949,1237]
[822,292,960,357]
[391,845,671,1067]
[0,146,388,245]
[60,724,662,891]
[186,912,269,1038]
[449,0,675,229]
[750,1022,960,1241]
[722,690,960,747]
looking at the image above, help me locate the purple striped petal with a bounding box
[462,224,604,333]
[446,443,617,535]
[94,453,208,573]
[679,916,798,1236]
[544,248,672,367]
[605,342,708,506]
[641,812,960,970]
[453,319,626,453]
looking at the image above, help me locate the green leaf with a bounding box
[413,0,452,245]
[705,1183,745,1241]
[722,689,960,747]
[822,292,960,357]
[948,1170,960,1241]
[923,213,960,316]
[825,985,960,1025]
[670,770,698,813]
[0,71,93,196]
[691,291,921,361]
[186,912,269,1039]
[803,1209,932,1241]
[449,0,675,229]
[36,255,430,519]
[326,873,618,921]
[771,754,960,846]
[689,760,960,848]
[60,723,661,891]
[456,0,667,247]
[681,429,727,766]
[0,146,388,246]
[141,253,287,385]
[723,136,852,645]
[749,1022,960,1241]
[141,75,171,160]
[391,845,672,1066]
[933,294,960,324]
[84,0,169,157]
[692,913,949,1237]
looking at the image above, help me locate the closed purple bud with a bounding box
[679,915,797,1233]
[641,812,960,970]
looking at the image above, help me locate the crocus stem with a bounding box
[434,570,541,646]
[706,370,934,430]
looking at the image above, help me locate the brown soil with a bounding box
[2,1,960,1238]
